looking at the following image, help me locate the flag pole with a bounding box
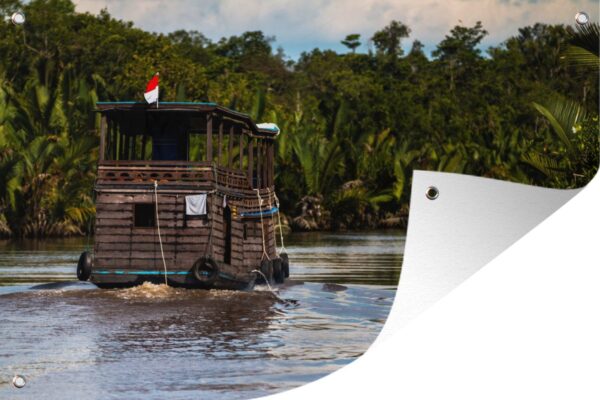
[156,72,159,109]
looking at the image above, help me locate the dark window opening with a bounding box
[243,224,248,240]
[134,203,156,227]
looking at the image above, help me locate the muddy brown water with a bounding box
[0,231,403,399]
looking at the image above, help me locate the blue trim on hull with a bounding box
[94,270,189,276]
[92,269,252,284]
[240,207,279,217]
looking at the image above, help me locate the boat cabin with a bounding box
[76,102,289,289]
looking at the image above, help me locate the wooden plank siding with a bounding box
[94,190,276,275]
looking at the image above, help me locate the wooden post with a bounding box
[141,134,147,160]
[248,138,254,188]
[257,139,262,188]
[265,141,270,186]
[239,130,245,169]
[228,126,234,168]
[262,140,268,187]
[123,117,132,160]
[111,120,117,161]
[268,141,274,186]
[118,129,124,161]
[206,114,213,162]
[99,115,106,161]
[217,120,223,165]
[105,119,111,159]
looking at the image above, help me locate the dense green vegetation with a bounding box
[0,0,597,237]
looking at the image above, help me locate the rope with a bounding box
[252,269,274,292]
[205,193,215,257]
[205,162,219,257]
[274,194,287,254]
[255,188,270,261]
[266,188,278,256]
[154,181,168,285]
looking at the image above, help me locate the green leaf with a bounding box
[522,151,564,178]
[532,98,586,150]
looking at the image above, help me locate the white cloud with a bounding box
[73,0,599,57]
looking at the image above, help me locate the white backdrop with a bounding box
[262,171,600,400]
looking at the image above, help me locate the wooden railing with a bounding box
[96,161,251,191]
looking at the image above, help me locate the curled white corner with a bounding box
[262,170,596,400]
[380,171,579,339]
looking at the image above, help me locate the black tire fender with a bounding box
[193,255,220,284]
[272,257,284,284]
[77,251,93,281]
[280,252,290,278]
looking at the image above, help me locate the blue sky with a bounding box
[73,0,600,59]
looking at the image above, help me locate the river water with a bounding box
[0,231,403,399]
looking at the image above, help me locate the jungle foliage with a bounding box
[0,0,597,236]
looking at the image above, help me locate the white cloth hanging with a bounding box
[186,194,207,215]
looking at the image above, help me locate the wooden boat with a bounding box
[76,102,289,290]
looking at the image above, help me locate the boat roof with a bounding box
[96,101,280,138]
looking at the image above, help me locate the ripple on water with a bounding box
[0,231,403,400]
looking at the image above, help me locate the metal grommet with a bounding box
[10,12,26,25]
[12,374,26,389]
[425,186,439,200]
[575,11,589,25]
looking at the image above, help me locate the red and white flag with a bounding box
[144,73,159,104]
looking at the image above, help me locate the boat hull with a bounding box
[90,266,256,291]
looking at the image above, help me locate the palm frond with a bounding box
[562,22,599,70]
[250,88,266,122]
[522,151,564,178]
[369,193,394,205]
[569,22,599,58]
[392,153,406,201]
[532,97,587,150]
[563,46,599,67]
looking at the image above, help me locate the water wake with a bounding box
[114,282,178,300]
[112,282,247,301]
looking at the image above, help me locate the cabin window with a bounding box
[134,203,156,227]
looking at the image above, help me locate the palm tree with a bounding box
[0,68,99,237]
[563,22,599,69]
[525,23,599,187]
[0,81,19,235]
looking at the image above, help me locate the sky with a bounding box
[72,0,600,59]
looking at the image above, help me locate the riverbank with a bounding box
[280,194,409,233]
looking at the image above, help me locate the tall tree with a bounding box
[432,21,488,90]
[341,34,361,53]
[371,20,411,57]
